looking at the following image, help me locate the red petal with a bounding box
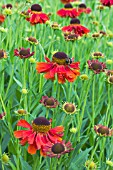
[20,137,28,145]
[70,62,80,69]
[36,62,54,73]
[28,132,36,144]
[28,144,37,155]
[57,73,66,84]
[14,130,24,138]
[17,119,31,128]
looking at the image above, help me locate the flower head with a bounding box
[57,4,79,18]
[0,14,5,24]
[70,127,77,133]
[36,52,80,84]
[64,32,79,41]
[2,153,10,164]
[26,36,38,45]
[26,4,49,25]
[0,112,6,119]
[62,102,77,114]
[91,52,104,59]
[14,48,34,59]
[60,0,74,4]
[77,3,92,15]
[100,0,113,7]
[15,109,27,116]
[87,60,106,74]
[14,117,64,155]
[106,160,113,167]
[107,75,113,84]
[85,160,97,170]
[62,18,90,37]
[42,140,73,158]
[40,96,59,108]
[94,124,113,136]
[0,50,7,59]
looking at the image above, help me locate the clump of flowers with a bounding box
[62,102,78,114]
[14,48,34,59]
[42,141,73,158]
[40,96,59,108]
[14,117,64,155]
[62,18,90,37]
[94,124,113,136]
[36,52,80,84]
[57,3,79,18]
[26,4,49,25]
[87,60,106,74]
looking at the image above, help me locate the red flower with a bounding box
[0,14,5,24]
[14,47,34,59]
[57,4,78,18]
[40,96,59,108]
[87,60,106,74]
[36,52,80,84]
[62,18,90,37]
[14,117,64,155]
[100,0,113,7]
[26,4,49,25]
[60,0,75,4]
[42,141,74,158]
[77,3,92,15]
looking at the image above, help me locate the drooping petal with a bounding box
[36,62,54,73]
[28,144,37,155]
[17,119,31,129]
[14,130,24,138]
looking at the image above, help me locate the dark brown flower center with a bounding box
[52,52,69,65]
[70,18,80,25]
[94,52,102,56]
[32,117,51,133]
[109,76,113,83]
[64,103,75,113]
[6,4,12,9]
[52,143,65,154]
[79,3,87,9]
[19,49,30,56]
[64,4,73,8]
[28,37,37,43]
[0,50,4,58]
[31,4,42,12]
[98,126,109,135]
[45,98,55,106]
[17,109,26,115]
[91,63,102,70]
